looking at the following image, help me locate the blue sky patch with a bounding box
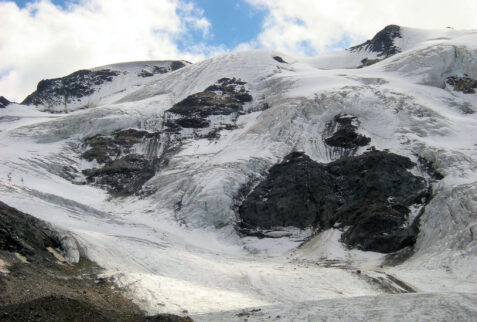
[190,0,265,48]
[8,0,73,9]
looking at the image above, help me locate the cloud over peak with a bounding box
[1,0,477,101]
[0,0,215,101]
[246,0,477,55]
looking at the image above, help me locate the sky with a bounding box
[1,0,477,101]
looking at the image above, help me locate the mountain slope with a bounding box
[1,25,477,319]
[304,25,477,70]
[22,60,189,112]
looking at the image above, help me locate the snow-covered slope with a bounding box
[21,60,190,112]
[1,25,477,319]
[305,25,477,70]
[193,292,477,321]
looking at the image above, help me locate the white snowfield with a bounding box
[1,26,477,320]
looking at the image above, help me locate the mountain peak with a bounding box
[21,60,189,112]
[350,24,402,58]
[0,96,10,108]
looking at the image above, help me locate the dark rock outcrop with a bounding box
[166,77,252,130]
[417,156,444,181]
[138,61,187,77]
[324,114,371,149]
[359,58,383,68]
[238,150,430,253]
[0,96,10,108]
[22,69,120,107]
[273,56,287,64]
[446,76,477,94]
[82,129,151,164]
[350,25,402,58]
[0,201,60,264]
[79,79,256,197]
[81,129,166,196]
[83,154,163,197]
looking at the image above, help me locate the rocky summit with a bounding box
[350,24,402,58]
[1,25,477,321]
[0,96,10,108]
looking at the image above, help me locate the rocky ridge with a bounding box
[0,96,10,108]
[22,69,121,109]
[21,61,189,112]
[350,24,402,67]
[350,24,402,57]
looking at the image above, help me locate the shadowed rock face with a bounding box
[0,201,60,263]
[350,25,402,68]
[0,201,194,321]
[238,150,430,253]
[22,61,189,109]
[359,58,382,67]
[81,129,167,197]
[79,79,256,197]
[273,56,287,64]
[447,76,477,94]
[324,114,371,149]
[83,154,162,197]
[22,69,120,107]
[82,129,152,164]
[0,96,10,108]
[166,77,252,129]
[138,61,186,77]
[350,25,402,58]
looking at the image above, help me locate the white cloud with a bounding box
[245,0,477,56]
[0,0,217,101]
[2,0,477,101]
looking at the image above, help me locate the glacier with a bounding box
[1,26,477,320]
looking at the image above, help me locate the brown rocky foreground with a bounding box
[0,201,192,322]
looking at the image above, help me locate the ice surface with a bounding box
[1,27,477,318]
[193,292,477,321]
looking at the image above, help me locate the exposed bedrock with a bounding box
[324,114,371,155]
[0,96,10,108]
[350,24,402,58]
[446,75,477,94]
[78,79,256,197]
[273,56,288,64]
[81,129,168,197]
[83,154,163,197]
[349,24,402,68]
[79,79,256,197]
[0,201,61,264]
[82,128,156,164]
[238,150,431,253]
[138,61,186,77]
[165,77,252,129]
[22,69,120,107]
